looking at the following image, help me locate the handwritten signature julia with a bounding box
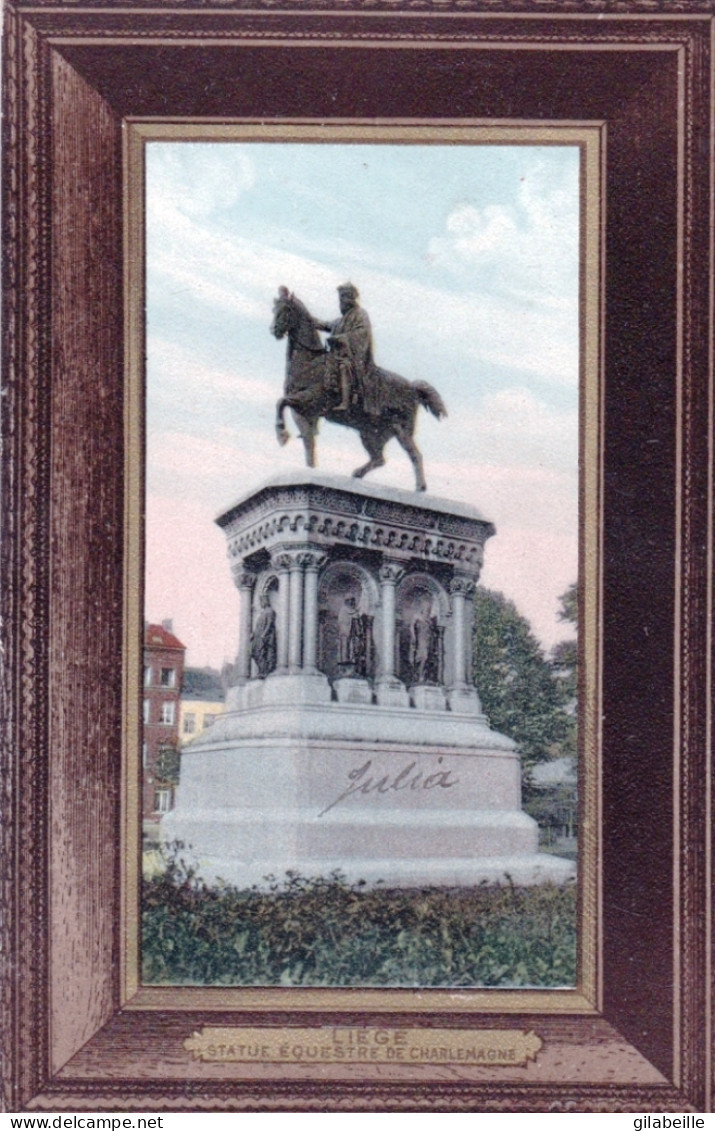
[318,757,460,817]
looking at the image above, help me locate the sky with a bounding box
[145,140,580,668]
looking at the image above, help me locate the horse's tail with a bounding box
[414,381,447,420]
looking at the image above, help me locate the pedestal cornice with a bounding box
[217,472,495,577]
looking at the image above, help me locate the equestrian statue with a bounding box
[271,283,447,492]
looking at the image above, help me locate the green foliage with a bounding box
[552,582,578,711]
[154,740,181,787]
[473,587,573,773]
[142,847,576,988]
[525,783,578,850]
[551,583,578,767]
[557,581,578,629]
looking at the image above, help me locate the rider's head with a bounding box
[338,283,359,313]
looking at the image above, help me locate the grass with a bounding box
[142,846,577,988]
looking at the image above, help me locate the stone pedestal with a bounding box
[333,677,373,705]
[447,686,483,715]
[164,472,574,888]
[375,679,411,709]
[410,684,447,712]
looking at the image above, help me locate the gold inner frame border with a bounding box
[122,119,604,1019]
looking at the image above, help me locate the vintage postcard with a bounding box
[2,0,712,1113]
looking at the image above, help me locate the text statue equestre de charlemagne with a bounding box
[271,283,447,492]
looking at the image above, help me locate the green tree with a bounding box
[472,587,572,776]
[551,582,578,703]
[557,580,578,628]
[550,582,578,761]
[155,739,181,787]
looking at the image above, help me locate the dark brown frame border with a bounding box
[2,1,712,1112]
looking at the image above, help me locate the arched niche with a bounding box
[250,571,279,678]
[395,572,449,688]
[317,561,379,683]
[254,570,279,610]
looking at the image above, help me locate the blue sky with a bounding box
[145,140,579,666]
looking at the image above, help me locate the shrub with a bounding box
[142,847,577,988]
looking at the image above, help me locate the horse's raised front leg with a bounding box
[292,409,317,468]
[393,420,427,492]
[275,398,291,446]
[353,428,387,480]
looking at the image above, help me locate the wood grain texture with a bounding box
[10,0,715,13]
[49,52,124,1075]
[2,7,53,1109]
[2,0,713,1112]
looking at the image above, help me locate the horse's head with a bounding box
[271,287,298,340]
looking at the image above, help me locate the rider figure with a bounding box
[314,283,379,415]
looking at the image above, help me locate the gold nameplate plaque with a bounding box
[185,1027,543,1066]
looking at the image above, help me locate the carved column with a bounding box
[449,576,475,689]
[233,568,257,683]
[271,552,292,674]
[287,553,305,673]
[378,561,404,682]
[299,551,326,674]
[448,575,481,714]
[376,560,410,708]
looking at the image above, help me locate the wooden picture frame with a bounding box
[2,0,712,1112]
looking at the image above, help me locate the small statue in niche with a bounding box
[399,591,444,686]
[411,600,435,684]
[337,595,363,671]
[250,591,277,678]
[336,595,374,679]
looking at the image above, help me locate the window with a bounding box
[154,788,172,814]
[160,701,175,725]
[203,713,216,729]
[160,667,176,687]
[143,699,150,725]
[183,713,196,735]
[142,742,148,769]
[143,666,152,686]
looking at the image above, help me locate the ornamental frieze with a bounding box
[217,477,493,584]
[362,498,439,530]
[225,511,487,571]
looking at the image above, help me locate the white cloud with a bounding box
[147,202,341,327]
[147,197,578,388]
[427,157,579,313]
[147,144,255,218]
[443,203,518,260]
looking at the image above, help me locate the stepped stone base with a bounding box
[163,718,575,889]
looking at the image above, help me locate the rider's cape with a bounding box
[324,305,411,417]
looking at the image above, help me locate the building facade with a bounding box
[180,667,227,746]
[143,621,185,836]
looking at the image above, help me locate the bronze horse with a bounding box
[271,290,447,492]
